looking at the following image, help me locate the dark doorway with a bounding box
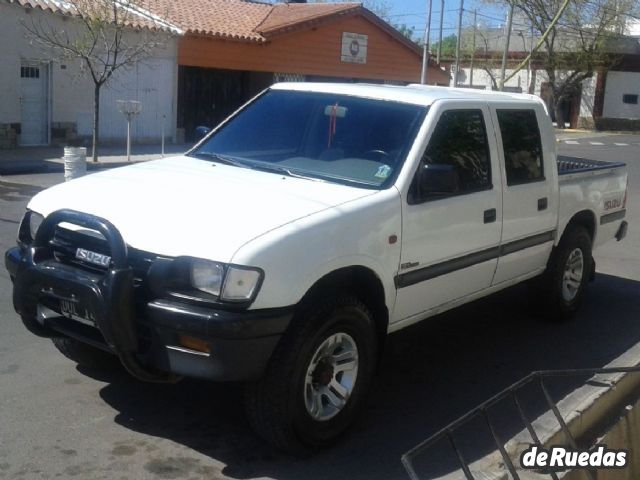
[177,67,272,142]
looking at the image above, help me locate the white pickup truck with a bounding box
[6,83,628,453]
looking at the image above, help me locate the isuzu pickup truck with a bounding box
[5,83,628,452]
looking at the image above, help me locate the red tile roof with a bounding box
[5,0,182,32]
[144,0,272,41]
[5,0,424,59]
[140,0,362,42]
[258,2,360,36]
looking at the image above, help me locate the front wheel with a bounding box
[541,226,593,319]
[244,295,378,454]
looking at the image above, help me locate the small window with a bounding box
[623,94,638,105]
[421,109,492,195]
[20,66,40,79]
[497,109,544,186]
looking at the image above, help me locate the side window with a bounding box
[422,109,492,194]
[496,109,544,186]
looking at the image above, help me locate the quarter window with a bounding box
[422,109,492,194]
[497,109,544,186]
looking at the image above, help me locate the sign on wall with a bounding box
[341,32,368,64]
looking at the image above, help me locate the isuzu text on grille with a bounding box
[75,248,111,267]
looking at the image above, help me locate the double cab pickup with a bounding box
[5,83,628,452]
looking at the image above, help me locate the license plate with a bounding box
[60,299,95,326]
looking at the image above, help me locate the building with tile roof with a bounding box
[1,0,449,146]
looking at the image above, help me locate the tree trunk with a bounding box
[554,103,565,130]
[92,83,100,162]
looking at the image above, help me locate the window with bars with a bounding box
[20,66,40,79]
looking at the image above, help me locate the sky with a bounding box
[383,0,509,43]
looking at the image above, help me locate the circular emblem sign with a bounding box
[349,39,360,57]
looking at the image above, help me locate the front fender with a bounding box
[231,188,403,311]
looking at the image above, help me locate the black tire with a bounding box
[538,226,593,320]
[244,295,378,454]
[52,337,120,370]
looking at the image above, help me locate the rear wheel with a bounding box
[244,295,378,454]
[539,226,593,319]
[52,337,119,370]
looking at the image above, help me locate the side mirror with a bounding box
[418,163,460,200]
[195,126,212,141]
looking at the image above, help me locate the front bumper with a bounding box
[5,210,292,382]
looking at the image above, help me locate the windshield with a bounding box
[190,90,427,188]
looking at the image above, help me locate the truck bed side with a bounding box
[557,155,628,248]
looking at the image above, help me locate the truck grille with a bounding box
[49,226,156,285]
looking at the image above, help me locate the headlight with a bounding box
[188,259,262,302]
[190,259,225,296]
[29,211,44,240]
[221,266,262,302]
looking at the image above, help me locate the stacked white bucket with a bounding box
[63,147,87,181]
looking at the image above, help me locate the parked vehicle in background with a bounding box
[5,83,629,453]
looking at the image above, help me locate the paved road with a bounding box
[0,135,638,480]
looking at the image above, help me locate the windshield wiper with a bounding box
[191,152,250,169]
[251,163,326,183]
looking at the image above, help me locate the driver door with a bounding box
[393,102,503,323]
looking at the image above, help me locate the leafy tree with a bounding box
[432,34,458,58]
[395,23,417,41]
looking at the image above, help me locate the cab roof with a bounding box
[271,82,545,108]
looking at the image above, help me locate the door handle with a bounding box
[484,208,497,224]
[538,197,548,211]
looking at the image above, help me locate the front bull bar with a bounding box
[11,209,177,383]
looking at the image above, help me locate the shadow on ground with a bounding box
[90,273,640,480]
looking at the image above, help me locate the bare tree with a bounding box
[509,0,635,127]
[460,26,502,89]
[23,0,168,160]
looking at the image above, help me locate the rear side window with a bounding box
[422,109,492,194]
[497,109,544,186]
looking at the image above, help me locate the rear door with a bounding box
[490,104,557,285]
[393,101,503,323]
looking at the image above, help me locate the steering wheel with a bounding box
[362,149,389,160]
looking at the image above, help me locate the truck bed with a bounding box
[557,156,626,176]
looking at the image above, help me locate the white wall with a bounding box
[98,55,177,142]
[579,75,596,119]
[454,66,533,93]
[0,2,178,143]
[603,71,640,119]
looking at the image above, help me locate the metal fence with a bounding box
[402,366,640,480]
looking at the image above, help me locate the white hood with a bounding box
[28,156,376,261]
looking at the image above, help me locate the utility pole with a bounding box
[453,0,464,87]
[470,9,477,86]
[499,3,514,91]
[528,23,534,93]
[421,0,434,84]
[436,0,444,65]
